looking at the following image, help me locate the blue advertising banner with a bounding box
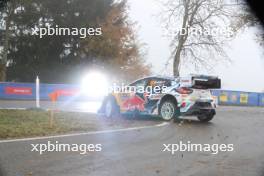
[212,90,262,106]
[0,82,36,100]
[0,82,81,101]
[1,82,264,106]
[259,94,264,107]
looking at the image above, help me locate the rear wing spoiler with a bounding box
[180,75,221,89]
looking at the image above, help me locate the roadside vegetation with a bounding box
[0,0,150,83]
[0,110,100,139]
[0,109,160,139]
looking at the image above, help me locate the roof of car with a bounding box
[149,75,176,79]
[133,75,177,82]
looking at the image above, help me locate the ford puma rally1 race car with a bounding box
[98,75,221,122]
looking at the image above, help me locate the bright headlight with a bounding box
[81,71,109,97]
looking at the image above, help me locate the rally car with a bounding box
[98,75,221,122]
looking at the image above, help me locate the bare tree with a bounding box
[232,4,264,46]
[161,0,244,76]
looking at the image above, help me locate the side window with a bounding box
[146,78,171,94]
[147,78,171,87]
[130,79,146,87]
[129,79,147,93]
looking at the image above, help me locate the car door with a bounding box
[118,78,148,112]
[144,78,171,110]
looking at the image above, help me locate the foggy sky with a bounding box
[128,0,264,92]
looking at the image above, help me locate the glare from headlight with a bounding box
[81,71,109,97]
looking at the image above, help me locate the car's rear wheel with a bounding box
[159,100,178,121]
[104,96,119,118]
[197,110,215,122]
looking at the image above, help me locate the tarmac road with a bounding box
[0,104,264,176]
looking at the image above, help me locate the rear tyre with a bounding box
[104,96,119,118]
[197,110,215,122]
[159,100,179,121]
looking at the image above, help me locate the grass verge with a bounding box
[0,109,98,139]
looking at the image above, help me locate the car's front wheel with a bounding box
[159,100,178,121]
[104,96,119,118]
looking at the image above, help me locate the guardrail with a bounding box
[0,82,263,106]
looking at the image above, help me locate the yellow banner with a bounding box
[220,94,228,102]
[240,94,248,104]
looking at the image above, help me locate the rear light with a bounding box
[176,87,193,94]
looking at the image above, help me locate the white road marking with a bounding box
[0,108,27,110]
[0,122,169,144]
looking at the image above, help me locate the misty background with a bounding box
[128,0,264,92]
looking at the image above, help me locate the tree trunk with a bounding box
[173,47,181,77]
[0,64,6,82]
[173,0,189,77]
[0,2,11,82]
